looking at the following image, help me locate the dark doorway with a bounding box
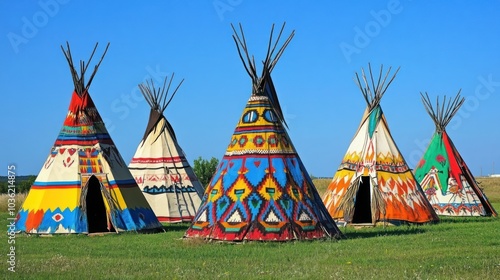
[86,176,108,233]
[352,176,372,224]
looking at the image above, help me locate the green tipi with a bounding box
[414,91,497,216]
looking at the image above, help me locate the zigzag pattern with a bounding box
[143,185,199,194]
[185,96,341,241]
[322,105,438,224]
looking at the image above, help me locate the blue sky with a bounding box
[1,1,499,177]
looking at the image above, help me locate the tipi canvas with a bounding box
[184,24,342,241]
[414,92,497,216]
[322,65,439,225]
[129,76,204,222]
[15,43,163,234]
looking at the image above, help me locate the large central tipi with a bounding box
[322,65,439,225]
[129,76,204,222]
[15,43,163,234]
[414,92,497,216]
[184,24,342,241]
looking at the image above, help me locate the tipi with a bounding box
[322,64,439,225]
[15,43,163,234]
[414,92,497,216]
[184,24,342,241]
[128,76,204,222]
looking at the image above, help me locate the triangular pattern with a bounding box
[184,23,342,241]
[129,76,204,222]
[322,65,439,225]
[414,92,497,216]
[15,43,162,234]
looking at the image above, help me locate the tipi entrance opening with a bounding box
[352,176,373,224]
[85,175,110,233]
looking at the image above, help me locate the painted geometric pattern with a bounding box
[322,107,438,224]
[139,174,200,193]
[15,205,160,234]
[129,115,204,222]
[339,151,411,174]
[130,165,203,222]
[131,155,201,194]
[185,96,341,241]
[15,91,162,233]
[55,123,113,146]
[16,207,86,234]
[323,167,434,223]
[55,92,113,146]
[79,148,103,174]
[225,96,295,156]
[16,167,161,234]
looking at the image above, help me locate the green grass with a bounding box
[2,177,499,279]
[2,208,500,279]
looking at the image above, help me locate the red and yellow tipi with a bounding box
[15,43,162,234]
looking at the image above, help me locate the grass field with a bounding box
[1,178,499,279]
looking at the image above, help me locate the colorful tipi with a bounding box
[128,76,204,222]
[184,24,343,241]
[15,43,163,234]
[322,65,439,225]
[414,92,497,216]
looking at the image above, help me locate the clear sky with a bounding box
[1,1,500,177]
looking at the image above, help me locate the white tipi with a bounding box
[129,76,204,222]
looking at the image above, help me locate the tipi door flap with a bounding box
[351,175,373,224]
[80,173,119,232]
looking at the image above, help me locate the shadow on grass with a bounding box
[342,226,427,239]
[162,223,191,232]
[437,216,499,224]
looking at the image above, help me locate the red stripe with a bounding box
[235,125,277,132]
[31,183,139,190]
[157,216,194,222]
[222,154,298,160]
[31,185,80,189]
[54,139,114,146]
[130,156,186,164]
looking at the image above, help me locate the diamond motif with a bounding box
[253,135,265,147]
[52,213,64,222]
[238,135,248,147]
